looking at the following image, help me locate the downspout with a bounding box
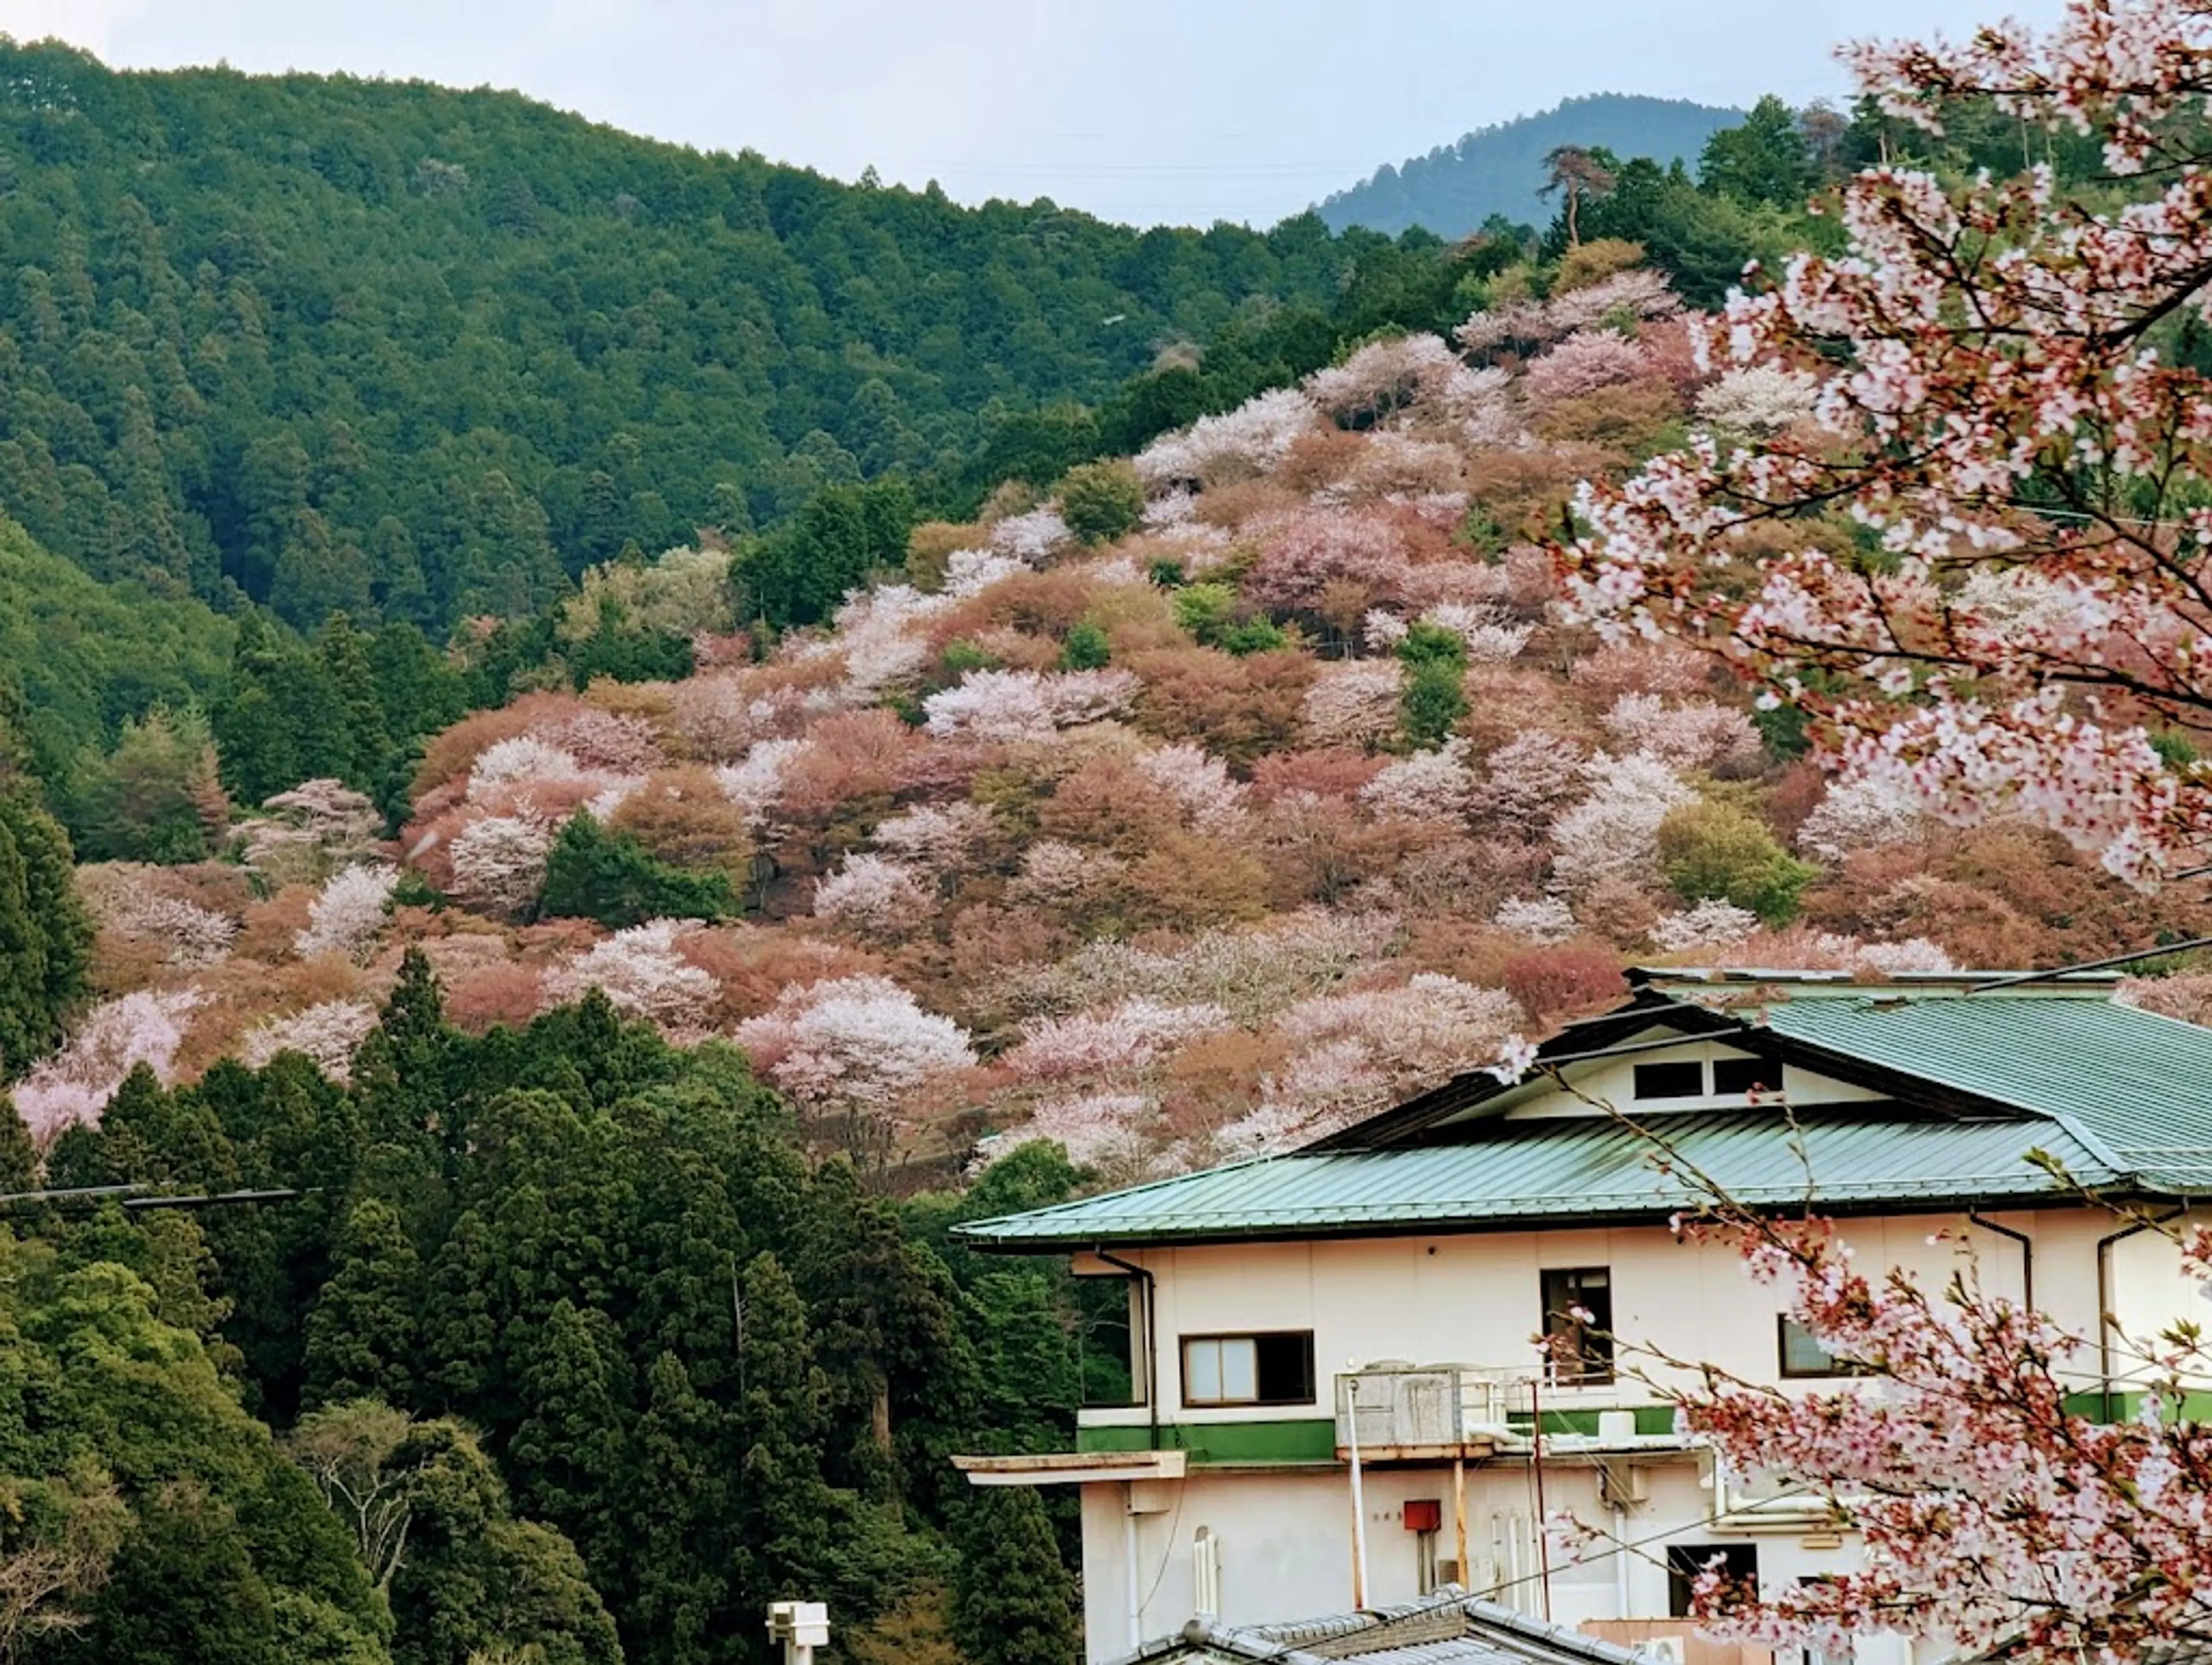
[1967,1212,2033,1313]
[1094,1246,1159,1448]
[2095,1205,2186,1422]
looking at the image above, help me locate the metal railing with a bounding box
[1334,1364,1527,1450]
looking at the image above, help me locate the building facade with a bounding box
[954,970,2212,1665]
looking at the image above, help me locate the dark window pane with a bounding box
[1540,1266,1614,1384]
[1667,1544,1758,1618]
[1254,1332,1315,1404]
[1713,1057,1775,1096]
[1633,1061,1705,1099]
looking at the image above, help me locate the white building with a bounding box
[953,969,2212,1665]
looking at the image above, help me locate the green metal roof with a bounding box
[1756,994,2212,1188]
[956,1109,2115,1249]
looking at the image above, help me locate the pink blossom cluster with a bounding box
[921,668,1140,742]
[10,989,202,1147]
[296,863,402,961]
[734,974,976,1116]
[240,999,381,1083]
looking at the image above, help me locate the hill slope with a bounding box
[1316,94,1745,237]
[0,40,1364,633]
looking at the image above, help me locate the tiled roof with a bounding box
[1106,1592,1660,1665]
[956,1109,2111,1247]
[957,976,2212,1251]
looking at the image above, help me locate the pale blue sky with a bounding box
[5,0,2061,227]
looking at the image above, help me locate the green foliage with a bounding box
[1054,460,1144,545]
[536,812,734,930]
[1058,621,1111,672]
[0,792,93,1080]
[1317,94,1746,238]
[950,1488,1078,1665]
[1395,622,1469,750]
[0,516,232,782]
[738,480,917,631]
[1657,798,1819,924]
[1699,94,1813,209]
[60,702,222,862]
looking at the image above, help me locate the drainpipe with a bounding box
[1611,1500,1631,1620]
[1967,1213,2033,1313]
[1095,1246,1159,1448]
[1124,1489,1143,1652]
[2095,1207,2186,1421]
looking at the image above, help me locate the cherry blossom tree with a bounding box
[446,813,556,916]
[1305,335,1465,428]
[1629,1197,2212,1662]
[1562,0,2212,885]
[1134,388,1320,490]
[812,854,932,936]
[1550,751,1696,894]
[1522,331,1655,408]
[10,991,201,1146]
[922,668,1140,743]
[240,999,381,1082]
[734,974,976,1140]
[545,919,719,1031]
[295,863,402,962]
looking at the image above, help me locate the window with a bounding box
[1180,1332,1315,1407]
[1666,1543,1758,1618]
[1540,1266,1613,1385]
[1633,1060,1705,1100]
[1778,1317,1863,1378]
[1711,1056,1776,1097]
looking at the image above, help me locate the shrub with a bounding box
[1060,621,1112,671]
[536,811,733,929]
[1396,622,1469,750]
[1056,460,1145,544]
[1500,941,1627,1023]
[1656,799,1817,925]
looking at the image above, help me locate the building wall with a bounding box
[1081,1207,2128,1435]
[1075,1456,1916,1665]
[1069,1205,2184,1661]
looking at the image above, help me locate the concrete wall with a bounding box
[1075,1455,1917,1665]
[1082,1208,2116,1433]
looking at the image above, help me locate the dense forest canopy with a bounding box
[0,38,1373,632]
[1314,94,1745,238]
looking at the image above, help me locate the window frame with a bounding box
[1177,1330,1317,1409]
[1632,1060,1706,1101]
[1711,1056,1777,1097]
[1539,1265,1615,1387]
[1666,1542,1759,1619]
[1776,1315,1866,1379]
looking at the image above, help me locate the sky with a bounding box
[5,0,2063,229]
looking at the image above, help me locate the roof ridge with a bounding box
[952,1151,1293,1239]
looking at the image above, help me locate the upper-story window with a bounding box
[1540,1266,1613,1385]
[1633,1056,1778,1100]
[1777,1317,1864,1378]
[1633,1060,1705,1100]
[1180,1332,1316,1408]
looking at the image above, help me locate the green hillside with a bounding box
[0,40,1369,632]
[1316,93,1745,237]
[0,515,232,771]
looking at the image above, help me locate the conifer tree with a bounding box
[951,1487,1078,1665]
[304,1197,424,1412]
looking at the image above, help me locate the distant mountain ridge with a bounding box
[1316,93,1746,238]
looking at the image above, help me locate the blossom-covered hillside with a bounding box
[33,252,2212,1181]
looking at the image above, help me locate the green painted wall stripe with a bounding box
[1078,1419,1339,1464]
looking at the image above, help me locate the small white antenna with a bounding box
[767,1602,830,1665]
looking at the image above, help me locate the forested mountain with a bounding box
[0,39,1367,633]
[1315,94,1745,237]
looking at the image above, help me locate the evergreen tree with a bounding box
[0,792,90,1079]
[950,1487,1078,1665]
[302,1197,423,1412]
[536,813,733,928]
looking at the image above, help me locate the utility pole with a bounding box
[767,1602,829,1665]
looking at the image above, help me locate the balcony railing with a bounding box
[1334,1365,1524,1455]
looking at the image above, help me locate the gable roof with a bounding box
[956,972,2212,1253]
[1108,1591,1658,1665]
